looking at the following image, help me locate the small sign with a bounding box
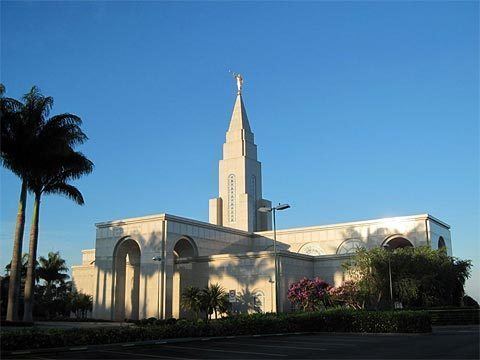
[229,289,236,303]
[394,301,403,310]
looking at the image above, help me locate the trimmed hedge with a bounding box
[1,309,431,352]
[428,309,480,325]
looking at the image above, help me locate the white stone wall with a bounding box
[313,254,351,287]
[166,217,252,257]
[78,213,451,320]
[71,249,96,296]
[92,215,165,320]
[277,253,314,312]
[175,252,275,316]
[71,265,95,295]
[253,214,441,256]
[428,218,452,255]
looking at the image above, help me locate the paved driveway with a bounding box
[5,325,479,359]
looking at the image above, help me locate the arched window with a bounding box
[337,239,365,255]
[384,236,414,249]
[253,290,265,313]
[298,243,325,256]
[227,174,236,223]
[173,237,197,259]
[438,236,446,250]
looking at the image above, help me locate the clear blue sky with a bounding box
[1,2,478,300]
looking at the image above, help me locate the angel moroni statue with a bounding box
[232,72,243,94]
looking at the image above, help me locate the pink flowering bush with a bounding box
[287,277,334,311]
[329,280,364,309]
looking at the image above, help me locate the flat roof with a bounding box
[95,212,450,234]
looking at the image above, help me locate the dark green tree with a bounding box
[199,283,228,320]
[70,292,93,318]
[37,252,69,291]
[344,246,472,309]
[181,286,202,319]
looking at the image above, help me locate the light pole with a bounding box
[152,256,162,319]
[258,203,290,313]
[382,244,393,308]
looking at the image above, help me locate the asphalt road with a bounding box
[5,325,479,359]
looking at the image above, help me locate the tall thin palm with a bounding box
[1,84,30,321]
[23,149,93,321]
[18,87,93,322]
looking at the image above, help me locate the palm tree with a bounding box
[181,286,202,319]
[37,252,69,315]
[23,148,93,321]
[1,84,29,321]
[5,253,29,278]
[200,283,228,320]
[2,86,91,322]
[6,87,94,322]
[37,252,69,289]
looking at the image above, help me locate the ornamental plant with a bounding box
[287,277,333,312]
[329,280,363,309]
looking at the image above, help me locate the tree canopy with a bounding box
[343,246,472,309]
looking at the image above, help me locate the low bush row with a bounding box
[1,309,431,351]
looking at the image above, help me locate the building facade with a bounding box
[72,86,452,321]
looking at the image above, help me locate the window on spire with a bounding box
[228,174,236,222]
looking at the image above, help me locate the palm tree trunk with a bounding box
[23,192,41,322]
[6,180,27,321]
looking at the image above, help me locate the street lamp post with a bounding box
[152,256,162,319]
[382,244,393,308]
[258,203,290,313]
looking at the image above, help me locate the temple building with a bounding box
[72,78,452,320]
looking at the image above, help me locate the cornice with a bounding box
[254,213,449,236]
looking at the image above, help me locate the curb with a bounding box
[3,330,431,357]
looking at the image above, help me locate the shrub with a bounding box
[0,309,431,351]
[329,281,363,309]
[287,277,333,311]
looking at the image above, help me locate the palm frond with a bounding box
[44,182,85,205]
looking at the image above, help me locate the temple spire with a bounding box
[228,94,252,133]
[209,74,272,232]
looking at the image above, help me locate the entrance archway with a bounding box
[383,236,414,249]
[173,237,198,318]
[113,238,141,321]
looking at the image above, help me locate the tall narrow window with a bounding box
[228,174,236,222]
[250,175,257,229]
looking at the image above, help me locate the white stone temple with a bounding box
[72,79,452,320]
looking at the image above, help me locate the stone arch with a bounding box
[112,237,141,321]
[172,236,198,318]
[382,234,414,249]
[173,236,198,259]
[336,238,365,255]
[438,236,446,250]
[297,242,325,256]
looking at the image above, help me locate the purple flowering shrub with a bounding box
[329,280,364,309]
[287,277,334,311]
